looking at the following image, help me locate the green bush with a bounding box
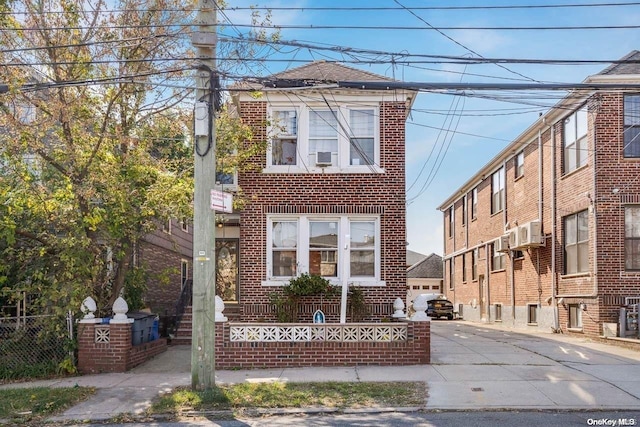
[284,273,337,297]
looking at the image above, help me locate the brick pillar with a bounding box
[77,321,132,374]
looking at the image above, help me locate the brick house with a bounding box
[437,51,640,338]
[139,218,192,317]
[221,61,417,322]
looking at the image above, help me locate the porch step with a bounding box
[171,306,192,346]
[171,305,241,345]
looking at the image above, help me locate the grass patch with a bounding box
[152,381,425,414]
[0,386,95,424]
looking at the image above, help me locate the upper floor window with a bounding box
[349,109,375,165]
[271,109,298,166]
[267,104,380,172]
[491,167,505,214]
[462,195,467,226]
[625,206,640,270]
[471,187,478,219]
[448,206,454,238]
[515,151,524,178]
[624,94,640,158]
[563,107,588,173]
[564,210,589,275]
[267,216,381,284]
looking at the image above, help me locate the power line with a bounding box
[225,3,640,12]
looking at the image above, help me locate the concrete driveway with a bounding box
[427,320,640,410]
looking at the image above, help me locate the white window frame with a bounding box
[564,210,589,275]
[264,215,383,286]
[625,205,640,271]
[563,107,588,173]
[491,167,505,214]
[515,151,524,178]
[623,94,640,158]
[568,304,583,329]
[265,103,382,173]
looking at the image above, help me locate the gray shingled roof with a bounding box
[271,61,395,83]
[407,253,443,279]
[406,249,428,266]
[597,50,640,76]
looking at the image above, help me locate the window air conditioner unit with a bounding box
[518,220,543,247]
[507,228,521,249]
[315,151,333,166]
[495,234,510,252]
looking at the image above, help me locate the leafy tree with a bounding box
[0,0,273,320]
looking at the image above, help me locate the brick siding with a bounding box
[441,90,640,338]
[237,100,408,321]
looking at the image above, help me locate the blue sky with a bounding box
[221,1,640,256]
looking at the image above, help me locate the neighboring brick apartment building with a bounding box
[438,51,640,338]
[225,61,416,321]
[139,218,192,316]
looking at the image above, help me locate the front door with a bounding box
[215,239,239,303]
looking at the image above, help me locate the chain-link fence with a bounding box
[0,312,74,382]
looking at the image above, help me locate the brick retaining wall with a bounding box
[214,321,430,369]
[77,322,167,374]
[78,321,430,372]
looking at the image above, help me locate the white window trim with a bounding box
[264,103,384,174]
[263,214,385,287]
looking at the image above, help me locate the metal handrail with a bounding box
[172,279,193,335]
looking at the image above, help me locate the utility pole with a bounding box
[191,0,217,390]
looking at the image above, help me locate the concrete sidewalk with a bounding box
[2,321,640,422]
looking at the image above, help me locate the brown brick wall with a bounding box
[77,322,167,374]
[442,90,640,337]
[237,101,408,321]
[139,236,190,316]
[214,321,430,369]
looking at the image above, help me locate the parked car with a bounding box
[427,298,454,320]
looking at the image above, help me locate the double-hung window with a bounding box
[267,104,379,171]
[515,151,524,178]
[309,220,338,277]
[271,220,298,277]
[349,109,375,165]
[350,220,376,277]
[309,109,338,167]
[471,187,478,219]
[563,107,588,173]
[625,206,640,270]
[564,210,589,275]
[267,216,381,284]
[491,167,505,214]
[624,94,640,158]
[271,109,298,166]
